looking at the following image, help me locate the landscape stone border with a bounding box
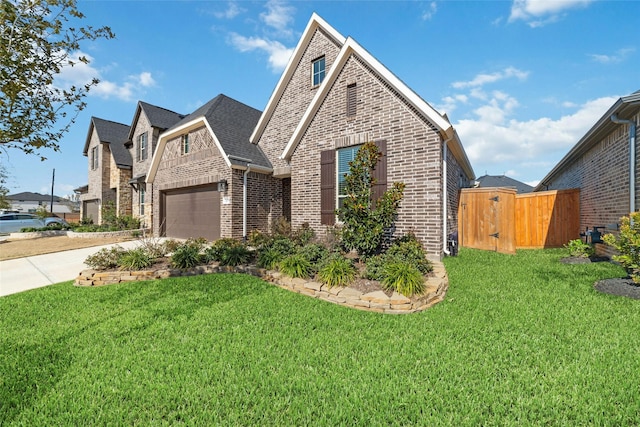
[75,261,449,314]
[8,229,149,240]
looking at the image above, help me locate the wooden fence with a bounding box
[458,188,580,254]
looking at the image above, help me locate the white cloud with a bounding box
[509,0,594,27]
[422,2,438,20]
[56,51,156,101]
[452,67,529,89]
[260,0,295,36]
[589,47,636,64]
[229,33,293,71]
[214,2,244,19]
[455,95,617,178]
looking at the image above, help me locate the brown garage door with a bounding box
[161,185,220,241]
[83,200,99,223]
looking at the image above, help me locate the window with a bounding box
[346,83,357,117]
[181,134,190,155]
[136,132,148,161]
[139,185,145,216]
[91,146,99,170]
[312,56,325,86]
[336,145,360,209]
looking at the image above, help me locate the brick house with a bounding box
[535,90,640,256]
[79,117,132,223]
[146,94,274,241]
[251,14,475,259]
[124,101,184,228]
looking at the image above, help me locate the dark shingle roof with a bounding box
[140,102,185,130]
[171,94,270,169]
[91,117,133,171]
[8,192,66,202]
[86,117,132,168]
[476,175,533,194]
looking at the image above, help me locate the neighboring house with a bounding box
[124,101,184,228]
[146,94,271,241]
[535,90,640,255]
[251,14,475,259]
[79,117,132,223]
[475,174,533,194]
[7,192,76,214]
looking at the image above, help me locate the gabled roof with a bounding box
[249,13,346,144]
[536,89,640,191]
[147,94,270,182]
[83,117,132,169]
[126,101,185,143]
[8,192,66,202]
[476,175,533,193]
[280,36,475,179]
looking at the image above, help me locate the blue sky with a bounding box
[3,0,638,198]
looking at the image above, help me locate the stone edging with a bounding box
[8,230,68,239]
[67,229,150,239]
[75,261,449,314]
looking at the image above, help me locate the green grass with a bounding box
[1,248,639,425]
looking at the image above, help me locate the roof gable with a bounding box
[476,175,533,193]
[83,117,132,168]
[8,192,66,202]
[127,101,184,142]
[249,13,346,144]
[147,94,270,182]
[280,36,474,179]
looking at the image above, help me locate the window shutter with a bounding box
[372,140,387,206]
[136,139,141,162]
[320,149,335,225]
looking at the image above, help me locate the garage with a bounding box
[161,185,220,241]
[83,200,99,223]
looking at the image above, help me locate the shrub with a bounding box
[291,223,315,246]
[363,254,386,280]
[279,253,312,278]
[364,234,432,280]
[381,262,425,297]
[564,238,594,258]
[337,141,405,258]
[118,248,154,270]
[603,213,640,282]
[298,243,329,265]
[256,237,296,269]
[170,239,206,269]
[85,246,127,270]
[205,238,252,266]
[318,255,356,288]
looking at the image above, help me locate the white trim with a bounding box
[281,37,453,160]
[249,13,346,144]
[146,117,232,183]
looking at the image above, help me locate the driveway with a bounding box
[0,240,145,297]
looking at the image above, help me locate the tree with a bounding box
[337,141,405,258]
[1,0,114,159]
[0,163,9,209]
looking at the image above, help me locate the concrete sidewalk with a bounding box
[0,240,145,297]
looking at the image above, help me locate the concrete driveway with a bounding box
[0,240,145,297]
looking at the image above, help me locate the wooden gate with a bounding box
[458,188,580,253]
[459,188,516,254]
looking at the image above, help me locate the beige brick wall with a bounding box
[79,129,116,224]
[286,54,456,257]
[256,27,342,171]
[130,110,157,228]
[545,112,639,256]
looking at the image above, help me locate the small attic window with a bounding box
[312,56,325,87]
[346,83,357,117]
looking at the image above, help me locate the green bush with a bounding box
[603,213,640,282]
[205,238,252,266]
[298,243,329,266]
[118,248,154,270]
[382,262,425,297]
[257,247,285,270]
[170,239,206,269]
[279,253,312,278]
[318,255,356,288]
[85,246,127,270]
[364,234,432,280]
[564,238,594,258]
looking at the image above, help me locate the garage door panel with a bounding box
[84,200,99,222]
[162,186,220,241]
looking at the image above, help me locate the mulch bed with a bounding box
[594,277,640,300]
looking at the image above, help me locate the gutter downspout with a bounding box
[442,136,453,256]
[243,165,252,241]
[611,114,637,214]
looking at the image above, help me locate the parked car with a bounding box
[0,213,69,233]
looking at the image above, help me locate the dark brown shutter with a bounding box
[372,140,387,205]
[320,149,335,225]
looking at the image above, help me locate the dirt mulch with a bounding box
[594,277,640,300]
[0,235,136,261]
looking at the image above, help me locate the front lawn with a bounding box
[1,248,638,425]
